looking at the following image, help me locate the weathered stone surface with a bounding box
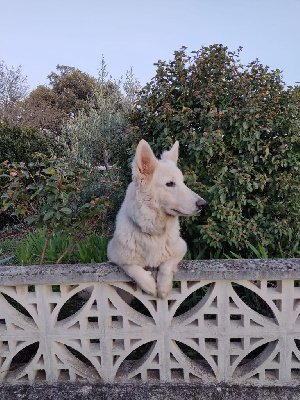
[0,262,129,286]
[1,258,299,286]
[1,382,300,400]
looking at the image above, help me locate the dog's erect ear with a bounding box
[134,140,158,182]
[161,141,179,164]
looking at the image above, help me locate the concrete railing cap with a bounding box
[0,258,299,286]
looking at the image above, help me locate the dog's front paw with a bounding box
[157,287,171,299]
[157,280,173,299]
[139,276,157,297]
[157,267,175,299]
[121,265,157,297]
[157,288,169,300]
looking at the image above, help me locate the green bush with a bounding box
[0,120,61,228]
[58,78,138,223]
[0,120,59,163]
[129,45,299,258]
[0,154,117,263]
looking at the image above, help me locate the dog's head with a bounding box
[133,139,207,216]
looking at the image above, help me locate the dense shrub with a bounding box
[60,81,130,173]
[0,154,118,263]
[59,78,139,217]
[0,121,61,228]
[129,45,299,258]
[0,120,59,163]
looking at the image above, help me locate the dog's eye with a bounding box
[166,181,176,187]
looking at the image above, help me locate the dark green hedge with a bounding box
[129,45,299,258]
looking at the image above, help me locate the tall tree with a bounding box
[59,64,141,202]
[48,64,98,117]
[19,65,98,135]
[0,60,29,120]
[21,85,63,134]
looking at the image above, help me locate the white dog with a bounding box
[107,140,207,299]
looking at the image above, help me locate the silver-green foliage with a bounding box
[59,71,139,201]
[60,68,140,170]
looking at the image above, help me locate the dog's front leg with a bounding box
[121,265,157,297]
[157,257,181,299]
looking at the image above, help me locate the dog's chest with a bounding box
[137,222,182,267]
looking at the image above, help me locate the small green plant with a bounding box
[225,240,299,259]
[0,237,18,265]
[0,255,14,265]
[184,246,224,260]
[16,228,73,265]
[278,241,299,258]
[74,233,108,263]
[247,242,269,258]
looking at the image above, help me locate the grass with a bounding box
[0,228,108,266]
[0,237,19,265]
[1,223,298,266]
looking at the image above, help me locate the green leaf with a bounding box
[3,202,12,211]
[0,256,14,265]
[46,194,56,203]
[224,251,243,259]
[60,207,72,215]
[254,131,261,139]
[247,243,268,258]
[220,194,226,204]
[26,215,39,224]
[46,182,57,188]
[243,121,249,130]
[26,184,37,190]
[43,211,54,221]
[43,168,56,174]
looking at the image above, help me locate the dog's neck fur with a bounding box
[125,180,176,236]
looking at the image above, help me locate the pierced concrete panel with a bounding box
[0,260,300,385]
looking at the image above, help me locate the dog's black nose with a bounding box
[196,199,207,209]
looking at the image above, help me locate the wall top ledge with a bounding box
[0,258,299,286]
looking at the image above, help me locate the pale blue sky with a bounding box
[1,0,299,91]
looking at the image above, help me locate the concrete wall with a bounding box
[1,259,300,398]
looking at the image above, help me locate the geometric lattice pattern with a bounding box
[1,279,300,384]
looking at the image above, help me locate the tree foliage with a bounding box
[48,64,98,116]
[0,120,58,164]
[59,67,140,202]
[0,60,29,120]
[20,85,63,134]
[17,65,99,135]
[129,45,299,257]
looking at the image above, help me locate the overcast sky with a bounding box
[1,0,299,91]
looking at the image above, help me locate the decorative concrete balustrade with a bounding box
[0,259,300,388]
